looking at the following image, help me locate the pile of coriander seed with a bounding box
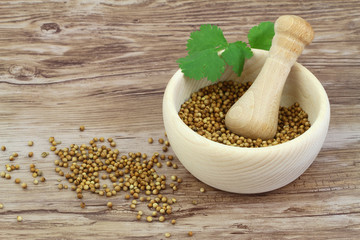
[179,80,311,147]
[50,135,181,224]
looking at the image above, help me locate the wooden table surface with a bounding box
[0,1,359,239]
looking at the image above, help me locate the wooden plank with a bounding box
[0,0,359,239]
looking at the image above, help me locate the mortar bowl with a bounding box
[163,49,330,194]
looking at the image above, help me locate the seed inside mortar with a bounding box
[178,81,311,147]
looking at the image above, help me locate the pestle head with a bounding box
[275,15,314,46]
[224,15,314,140]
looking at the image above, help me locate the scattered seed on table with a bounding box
[80,202,86,208]
[28,141,34,146]
[168,155,173,160]
[33,179,39,185]
[0,203,3,209]
[40,177,46,182]
[159,216,165,222]
[21,183,27,189]
[79,126,85,131]
[1,146,6,151]
[17,216,23,222]
[41,152,49,158]
[146,216,153,222]
[107,202,113,208]
[158,138,164,144]
[5,173,11,179]
[15,178,21,184]
[13,153,18,157]
[148,138,153,144]
[9,156,14,161]
[171,219,176,225]
[136,214,141,220]
[162,146,168,152]
[28,152,33,157]
[188,231,193,237]
[0,171,5,178]
[165,233,171,238]
[200,188,205,193]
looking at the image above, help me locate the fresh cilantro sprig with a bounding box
[177,22,275,82]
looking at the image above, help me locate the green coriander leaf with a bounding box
[248,21,275,50]
[177,49,226,82]
[222,41,253,76]
[187,24,228,55]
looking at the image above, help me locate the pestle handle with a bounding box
[225,15,314,140]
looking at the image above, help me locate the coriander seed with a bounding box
[159,216,165,222]
[146,216,153,222]
[200,187,205,193]
[148,138,153,144]
[21,183,27,189]
[17,216,23,222]
[80,202,86,208]
[188,231,193,237]
[158,138,164,144]
[165,233,171,238]
[28,152,33,157]
[171,219,176,225]
[15,178,21,184]
[107,202,113,208]
[28,141,34,146]
[33,179,39,185]
[80,126,85,131]
[0,203,3,209]
[1,146,6,151]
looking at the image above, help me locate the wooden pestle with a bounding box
[225,15,314,140]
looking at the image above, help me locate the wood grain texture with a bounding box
[0,0,359,239]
